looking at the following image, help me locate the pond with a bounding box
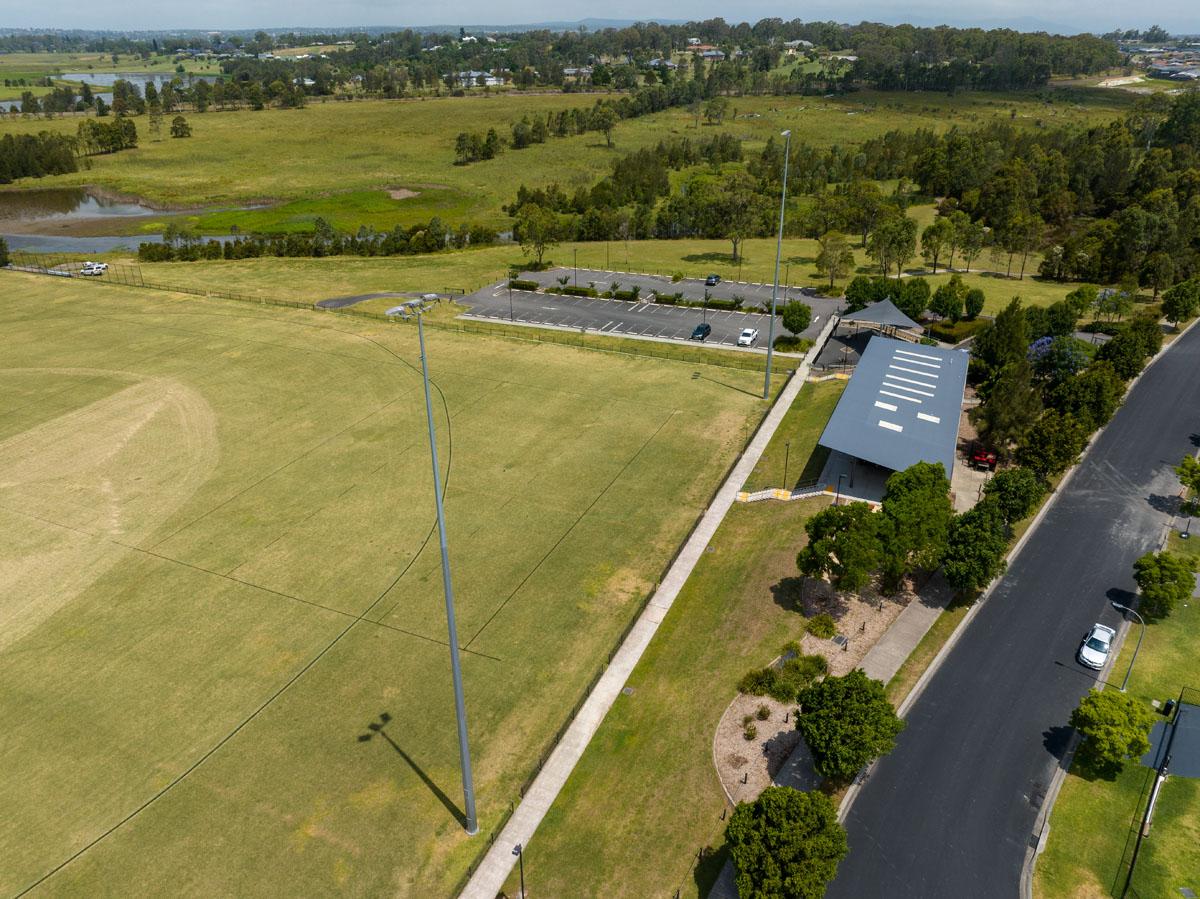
[3,233,237,254]
[0,187,157,224]
[0,71,217,112]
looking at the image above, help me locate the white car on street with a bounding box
[1077,623,1115,670]
[737,328,759,347]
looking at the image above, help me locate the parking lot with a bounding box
[459,268,841,349]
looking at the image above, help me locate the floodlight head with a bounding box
[1111,601,1127,611]
[781,129,791,137]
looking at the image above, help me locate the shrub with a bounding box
[739,654,828,703]
[773,336,814,353]
[508,278,540,291]
[743,714,755,726]
[744,723,758,741]
[613,287,640,301]
[756,704,771,721]
[559,285,598,297]
[672,271,684,282]
[738,668,777,696]
[807,614,837,639]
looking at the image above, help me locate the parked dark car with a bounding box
[705,274,721,286]
[690,323,712,341]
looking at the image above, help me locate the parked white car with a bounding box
[737,327,759,347]
[1077,623,1115,670]
[80,262,108,276]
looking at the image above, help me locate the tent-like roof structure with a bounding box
[818,335,968,477]
[839,299,921,332]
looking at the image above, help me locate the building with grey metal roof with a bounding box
[818,335,968,479]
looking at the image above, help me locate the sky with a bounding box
[1,1,1194,35]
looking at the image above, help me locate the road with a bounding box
[827,322,1200,898]
[460,269,841,348]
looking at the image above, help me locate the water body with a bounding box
[0,71,216,112]
[3,233,237,254]
[0,188,157,224]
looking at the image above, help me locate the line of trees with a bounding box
[136,218,497,262]
[0,132,78,182]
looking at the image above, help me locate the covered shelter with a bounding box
[838,299,923,341]
[817,335,969,498]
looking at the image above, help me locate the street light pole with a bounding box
[408,301,479,835]
[835,472,846,506]
[763,129,792,400]
[1110,601,1146,692]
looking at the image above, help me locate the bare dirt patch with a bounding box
[387,188,420,201]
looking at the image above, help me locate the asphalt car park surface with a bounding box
[460,269,840,348]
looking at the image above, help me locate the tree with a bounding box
[942,501,1009,594]
[982,467,1045,523]
[706,171,771,262]
[781,301,812,336]
[592,105,617,148]
[1070,690,1154,778]
[921,217,954,273]
[1096,327,1151,380]
[0,235,9,267]
[868,209,917,278]
[1048,360,1124,430]
[725,787,848,899]
[169,115,191,138]
[797,502,885,594]
[1141,251,1174,299]
[1176,454,1200,496]
[815,232,855,289]
[1161,278,1200,328]
[1132,550,1195,619]
[797,670,905,783]
[972,298,1027,380]
[879,462,952,589]
[844,275,876,311]
[896,277,930,322]
[930,274,967,322]
[514,203,559,268]
[1016,411,1089,478]
[956,217,986,272]
[973,360,1041,458]
[704,95,730,125]
[964,287,985,320]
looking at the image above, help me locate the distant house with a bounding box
[460,35,478,44]
[562,66,593,78]
[687,37,701,46]
[701,49,726,61]
[783,39,814,50]
[648,57,678,69]
[455,70,504,87]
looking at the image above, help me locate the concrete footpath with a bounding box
[459,317,840,898]
[857,575,954,685]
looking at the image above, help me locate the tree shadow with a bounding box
[1189,432,1200,448]
[783,254,816,266]
[770,576,807,612]
[693,843,730,898]
[1147,493,1182,515]
[1106,586,1137,608]
[357,713,466,827]
[1042,724,1074,762]
[682,252,739,266]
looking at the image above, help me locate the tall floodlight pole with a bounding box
[763,130,792,400]
[407,300,479,835]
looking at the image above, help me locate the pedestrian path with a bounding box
[460,317,839,898]
[857,574,954,685]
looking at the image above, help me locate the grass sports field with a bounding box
[0,272,776,895]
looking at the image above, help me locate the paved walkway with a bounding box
[857,574,954,685]
[459,316,840,898]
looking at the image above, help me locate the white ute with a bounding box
[737,327,759,347]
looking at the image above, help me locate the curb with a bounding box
[838,312,1200,831]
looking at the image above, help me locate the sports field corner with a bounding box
[0,272,782,895]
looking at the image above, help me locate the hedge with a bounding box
[509,278,541,291]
